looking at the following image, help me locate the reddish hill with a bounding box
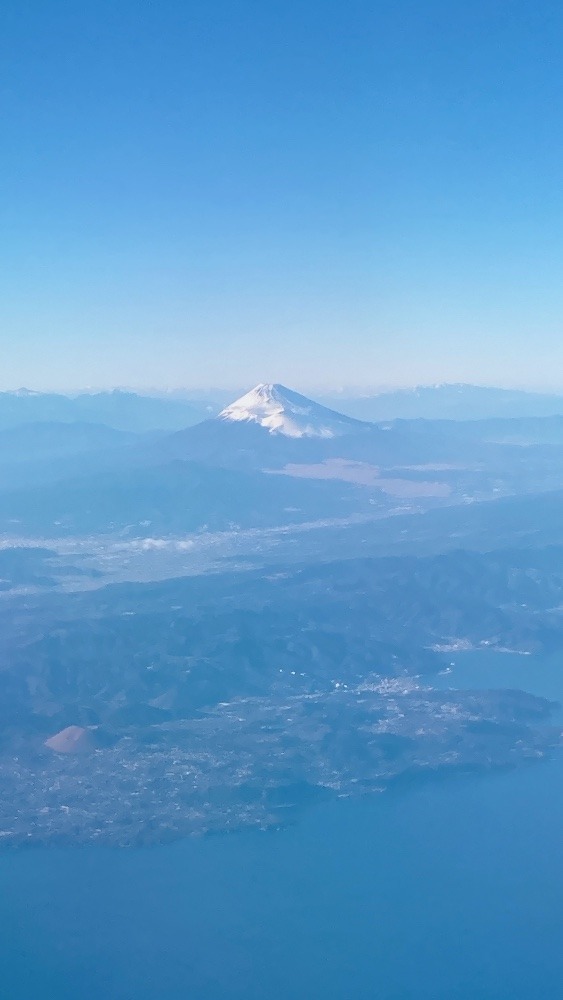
[44,725,92,754]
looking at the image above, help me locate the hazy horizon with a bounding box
[5,379,563,399]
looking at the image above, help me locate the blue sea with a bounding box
[2,652,563,1000]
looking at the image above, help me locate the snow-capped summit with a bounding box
[219,383,368,439]
[11,387,41,397]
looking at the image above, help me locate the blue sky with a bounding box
[2,0,563,391]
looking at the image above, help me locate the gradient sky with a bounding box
[2,0,563,391]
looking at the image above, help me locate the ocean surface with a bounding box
[2,651,563,1000]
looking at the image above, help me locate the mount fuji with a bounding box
[154,382,375,470]
[219,383,369,439]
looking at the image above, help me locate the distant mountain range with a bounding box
[1,383,563,434]
[0,389,214,433]
[317,384,563,422]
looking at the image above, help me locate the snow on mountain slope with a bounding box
[219,384,369,438]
